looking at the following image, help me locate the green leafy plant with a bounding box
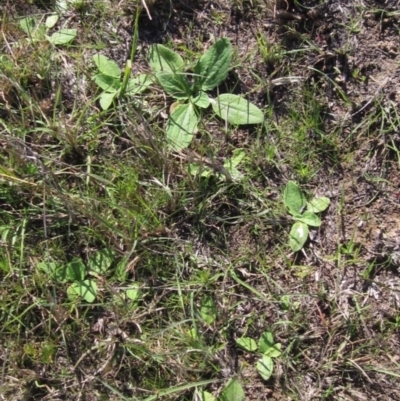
[200,294,217,324]
[148,38,264,150]
[202,378,245,401]
[236,331,282,381]
[91,8,148,110]
[19,15,77,45]
[37,249,114,303]
[283,181,330,252]
[188,148,246,181]
[92,54,152,110]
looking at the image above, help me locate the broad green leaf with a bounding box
[223,149,246,180]
[191,92,210,108]
[194,37,232,90]
[126,74,153,95]
[55,0,69,14]
[38,261,72,283]
[227,167,242,180]
[188,163,212,178]
[66,258,86,281]
[202,391,217,401]
[67,284,78,301]
[45,14,59,29]
[52,266,69,283]
[50,261,84,283]
[188,327,199,339]
[200,295,216,324]
[259,332,282,357]
[19,17,36,35]
[280,295,290,310]
[48,28,77,45]
[220,378,245,401]
[99,91,117,110]
[293,211,321,227]
[259,331,274,354]
[265,343,282,358]
[126,285,141,302]
[284,181,306,215]
[93,74,120,92]
[93,54,121,78]
[67,280,97,303]
[224,149,245,170]
[257,355,273,380]
[148,44,184,72]
[156,72,191,99]
[289,222,309,252]
[236,337,257,352]
[307,196,330,213]
[37,261,58,275]
[167,103,198,150]
[212,94,264,125]
[88,249,114,275]
[114,257,128,282]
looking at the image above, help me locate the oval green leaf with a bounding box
[37,261,58,275]
[167,103,198,150]
[66,258,86,281]
[212,94,264,125]
[68,280,97,303]
[223,149,246,180]
[294,211,321,227]
[99,91,117,110]
[307,196,330,213]
[259,331,274,354]
[48,28,77,45]
[93,54,121,78]
[45,14,59,29]
[191,92,210,108]
[289,222,309,252]
[194,37,232,91]
[224,148,245,169]
[280,295,290,311]
[88,248,114,275]
[156,72,191,99]
[257,355,273,381]
[220,378,245,401]
[265,343,282,358]
[188,163,212,178]
[126,74,153,95]
[284,181,306,215]
[19,17,36,35]
[126,285,141,302]
[55,0,69,14]
[93,74,120,92]
[202,391,217,401]
[149,44,184,72]
[236,337,257,352]
[200,295,217,325]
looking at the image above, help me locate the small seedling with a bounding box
[202,377,245,401]
[37,248,114,303]
[188,148,246,182]
[19,16,77,45]
[148,38,264,150]
[236,331,282,381]
[200,294,217,324]
[92,54,153,110]
[283,181,330,252]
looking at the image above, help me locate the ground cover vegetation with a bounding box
[1,0,400,400]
